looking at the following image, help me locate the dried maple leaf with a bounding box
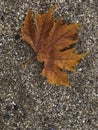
[21,6,86,87]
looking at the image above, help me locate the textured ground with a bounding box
[0,0,98,130]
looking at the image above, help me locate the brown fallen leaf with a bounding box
[21,6,86,87]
